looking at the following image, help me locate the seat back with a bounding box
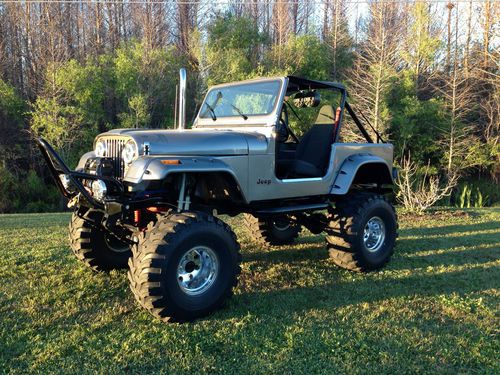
[295,105,335,175]
[315,105,336,125]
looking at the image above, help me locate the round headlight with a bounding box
[122,140,138,165]
[95,140,107,157]
[91,179,107,202]
[59,174,76,194]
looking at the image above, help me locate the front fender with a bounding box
[330,154,393,195]
[124,156,240,184]
[76,151,96,171]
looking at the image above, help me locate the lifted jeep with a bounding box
[38,70,398,322]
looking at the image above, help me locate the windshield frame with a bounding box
[194,77,286,128]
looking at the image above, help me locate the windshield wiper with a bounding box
[230,104,248,120]
[203,102,217,121]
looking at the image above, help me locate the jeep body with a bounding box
[37,72,398,322]
[44,75,394,217]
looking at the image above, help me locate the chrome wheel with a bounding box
[177,246,219,296]
[363,216,386,253]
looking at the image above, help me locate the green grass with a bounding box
[0,209,499,374]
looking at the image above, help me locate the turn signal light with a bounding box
[160,160,181,165]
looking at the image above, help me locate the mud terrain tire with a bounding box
[326,193,397,272]
[69,210,131,271]
[243,213,300,246]
[128,212,241,322]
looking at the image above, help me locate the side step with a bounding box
[255,203,329,215]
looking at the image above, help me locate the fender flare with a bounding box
[330,154,393,195]
[76,151,96,171]
[124,156,248,202]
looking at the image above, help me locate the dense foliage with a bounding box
[0,1,498,212]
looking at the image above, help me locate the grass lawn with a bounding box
[0,208,499,374]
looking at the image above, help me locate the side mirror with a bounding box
[293,91,321,108]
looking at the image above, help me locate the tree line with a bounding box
[0,0,498,213]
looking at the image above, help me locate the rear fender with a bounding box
[330,154,393,195]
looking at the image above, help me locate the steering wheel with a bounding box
[276,117,289,143]
[283,104,301,143]
[276,105,299,143]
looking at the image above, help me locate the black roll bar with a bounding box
[36,137,122,209]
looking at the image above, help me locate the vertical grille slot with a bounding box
[104,138,126,179]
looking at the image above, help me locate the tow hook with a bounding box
[67,195,80,208]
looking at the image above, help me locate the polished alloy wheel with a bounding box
[177,246,219,295]
[363,216,386,252]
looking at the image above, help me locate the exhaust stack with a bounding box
[178,68,187,131]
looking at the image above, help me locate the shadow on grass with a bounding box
[223,263,499,321]
[243,242,499,272]
[243,243,326,263]
[390,247,500,270]
[399,220,500,237]
[244,226,499,265]
[233,220,499,320]
[396,231,500,254]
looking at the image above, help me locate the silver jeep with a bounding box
[38,69,398,322]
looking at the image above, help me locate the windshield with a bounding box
[200,80,281,120]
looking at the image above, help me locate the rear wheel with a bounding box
[127,212,241,322]
[243,213,300,246]
[326,193,397,272]
[69,209,131,272]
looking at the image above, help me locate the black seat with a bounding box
[280,105,336,178]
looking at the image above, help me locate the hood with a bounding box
[97,128,268,156]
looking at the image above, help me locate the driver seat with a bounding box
[286,105,336,178]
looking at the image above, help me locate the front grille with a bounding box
[104,138,126,179]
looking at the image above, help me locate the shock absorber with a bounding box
[134,209,141,226]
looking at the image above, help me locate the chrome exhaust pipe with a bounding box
[178,68,187,130]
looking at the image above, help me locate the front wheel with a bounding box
[127,212,241,322]
[69,209,131,272]
[326,193,398,272]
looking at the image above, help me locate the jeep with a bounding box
[38,69,398,322]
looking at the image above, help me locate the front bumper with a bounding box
[37,137,123,209]
[38,137,177,243]
[37,138,172,215]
